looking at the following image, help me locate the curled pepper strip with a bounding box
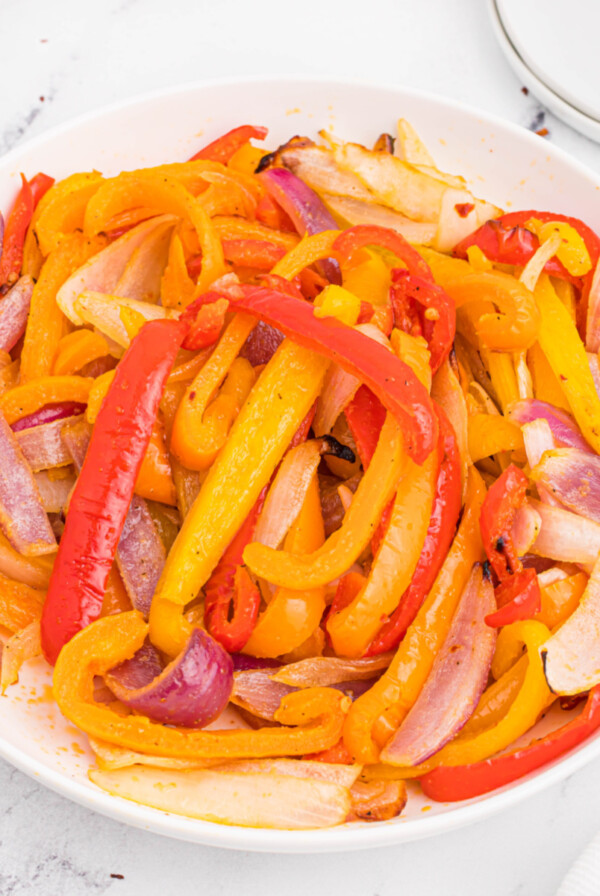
[420,685,600,802]
[390,269,455,373]
[243,414,405,591]
[170,313,256,470]
[343,470,485,764]
[366,404,462,656]
[326,445,437,658]
[203,281,437,464]
[332,224,433,281]
[41,319,187,665]
[480,464,528,581]
[53,611,349,759]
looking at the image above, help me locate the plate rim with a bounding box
[2,73,600,852]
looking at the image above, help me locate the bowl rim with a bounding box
[2,74,600,853]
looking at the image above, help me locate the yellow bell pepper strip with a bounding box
[34,171,104,257]
[390,330,432,391]
[40,319,187,665]
[83,173,226,295]
[481,350,519,412]
[86,370,115,424]
[342,249,391,307]
[53,611,349,758]
[243,474,326,658]
[0,571,44,633]
[243,414,404,590]
[270,230,340,281]
[467,413,525,463]
[204,281,438,464]
[0,376,93,426]
[170,313,256,470]
[152,339,329,613]
[327,447,437,658]
[167,350,211,384]
[527,342,571,412]
[534,274,600,453]
[314,284,361,326]
[53,330,110,376]
[20,233,107,382]
[443,270,541,352]
[343,469,485,763]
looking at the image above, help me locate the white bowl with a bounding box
[2,77,600,853]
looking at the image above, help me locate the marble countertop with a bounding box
[2,0,600,893]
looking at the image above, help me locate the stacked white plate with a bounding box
[490,0,600,142]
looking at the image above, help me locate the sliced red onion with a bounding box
[541,553,600,695]
[537,567,569,588]
[11,401,86,433]
[116,496,165,619]
[270,653,393,687]
[15,415,81,472]
[511,503,541,556]
[323,195,436,245]
[106,628,233,728]
[508,400,591,451]
[431,359,470,501]
[239,321,285,367]
[588,352,600,398]
[0,276,34,351]
[113,218,173,303]
[216,758,360,789]
[232,671,295,720]
[532,448,600,523]
[34,470,75,513]
[529,497,600,565]
[259,167,341,283]
[253,440,322,549]
[231,654,281,672]
[521,417,554,468]
[0,413,56,555]
[56,214,177,326]
[60,416,91,468]
[380,565,496,766]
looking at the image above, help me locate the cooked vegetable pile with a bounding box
[1,119,600,829]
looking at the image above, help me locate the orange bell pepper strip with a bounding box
[100,567,132,617]
[53,329,110,376]
[135,416,177,507]
[467,413,524,463]
[0,375,94,426]
[327,447,438,658]
[33,171,105,257]
[152,339,330,610]
[243,473,326,658]
[343,469,486,763]
[53,611,348,758]
[243,414,405,591]
[212,216,299,250]
[0,571,44,633]
[170,314,256,470]
[20,233,107,382]
[439,269,541,352]
[537,571,587,629]
[161,233,196,309]
[83,173,226,295]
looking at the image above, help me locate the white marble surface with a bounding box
[2,0,600,893]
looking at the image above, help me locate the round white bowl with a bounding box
[1,77,600,853]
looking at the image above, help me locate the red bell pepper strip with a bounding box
[189,125,268,164]
[40,318,187,665]
[0,172,54,290]
[345,384,387,468]
[222,239,286,271]
[390,269,456,373]
[366,404,462,656]
[254,194,296,232]
[204,494,265,653]
[420,685,600,802]
[182,297,229,350]
[480,464,529,582]
[332,224,433,282]
[485,568,541,628]
[204,403,315,652]
[453,219,572,280]
[188,283,437,464]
